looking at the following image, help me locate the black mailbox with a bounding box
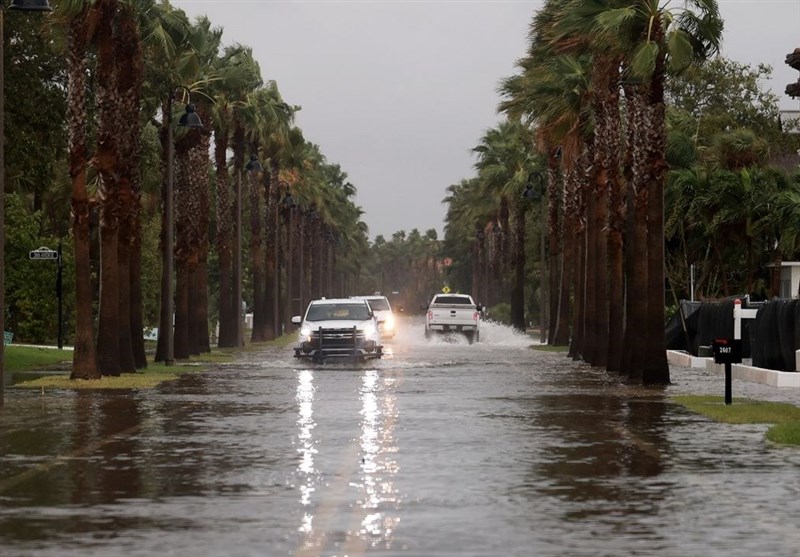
[712,338,742,364]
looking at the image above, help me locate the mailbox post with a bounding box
[713,338,741,405]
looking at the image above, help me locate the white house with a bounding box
[768,261,800,298]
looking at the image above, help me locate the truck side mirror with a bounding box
[291,316,302,326]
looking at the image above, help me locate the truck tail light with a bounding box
[427,310,433,320]
[473,311,479,321]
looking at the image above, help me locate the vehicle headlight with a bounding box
[362,322,377,339]
[383,315,395,331]
[299,325,312,342]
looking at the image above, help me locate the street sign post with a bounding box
[29,246,58,260]
[28,244,63,349]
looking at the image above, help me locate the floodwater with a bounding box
[2,316,800,557]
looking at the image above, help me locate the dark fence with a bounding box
[666,298,754,359]
[667,298,800,372]
[751,299,800,372]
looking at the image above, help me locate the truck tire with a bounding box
[465,331,475,345]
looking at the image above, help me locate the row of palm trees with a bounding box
[45,0,370,379]
[444,0,726,385]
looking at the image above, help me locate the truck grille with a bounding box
[311,327,364,350]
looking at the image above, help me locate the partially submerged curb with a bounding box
[12,335,295,391]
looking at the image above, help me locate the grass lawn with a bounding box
[672,395,800,446]
[10,334,295,391]
[5,345,72,372]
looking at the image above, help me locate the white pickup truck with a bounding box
[424,293,482,343]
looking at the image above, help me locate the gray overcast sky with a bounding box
[173,0,800,241]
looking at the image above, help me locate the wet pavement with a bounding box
[2,316,800,556]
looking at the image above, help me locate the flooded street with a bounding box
[2,316,800,556]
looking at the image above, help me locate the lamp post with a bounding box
[234,141,261,346]
[159,86,202,365]
[0,0,51,404]
[524,171,547,343]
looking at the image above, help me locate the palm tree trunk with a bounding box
[249,168,268,342]
[66,7,98,379]
[155,104,171,364]
[622,85,649,381]
[591,110,610,369]
[642,31,670,384]
[196,133,211,353]
[568,165,587,360]
[261,168,277,341]
[95,0,121,377]
[114,4,142,373]
[117,222,135,372]
[283,209,295,331]
[173,133,202,359]
[549,154,570,346]
[187,138,207,355]
[214,125,235,347]
[583,160,598,365]
[510,204,526,331]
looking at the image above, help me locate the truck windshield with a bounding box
[366,298,390,310]
[306,303,370,321]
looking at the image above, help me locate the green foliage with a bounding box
[5,13,68,220]
[666,58,781,145]
[485,302,511,326]
[4,194,73,345]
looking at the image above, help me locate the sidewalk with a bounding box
[667,350,800,407]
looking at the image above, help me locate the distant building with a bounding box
[768,262,800,298]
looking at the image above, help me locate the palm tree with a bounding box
[147,1,193,363]
[211,44,262,346]
[599,0,723,383]
[246,83,294,342]
[171,15,222,358]
[473,120,538,331]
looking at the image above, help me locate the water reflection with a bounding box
[293,366,401,555]
[295,369,317,536]
[353,369,400,548]
[531,389,672,528]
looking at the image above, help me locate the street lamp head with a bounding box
[282,192,296,209]
[523,171,544,201]
[522,183,540,201]
[178,103,203,128]
[246,153,262,172]
[9,0,52,11]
